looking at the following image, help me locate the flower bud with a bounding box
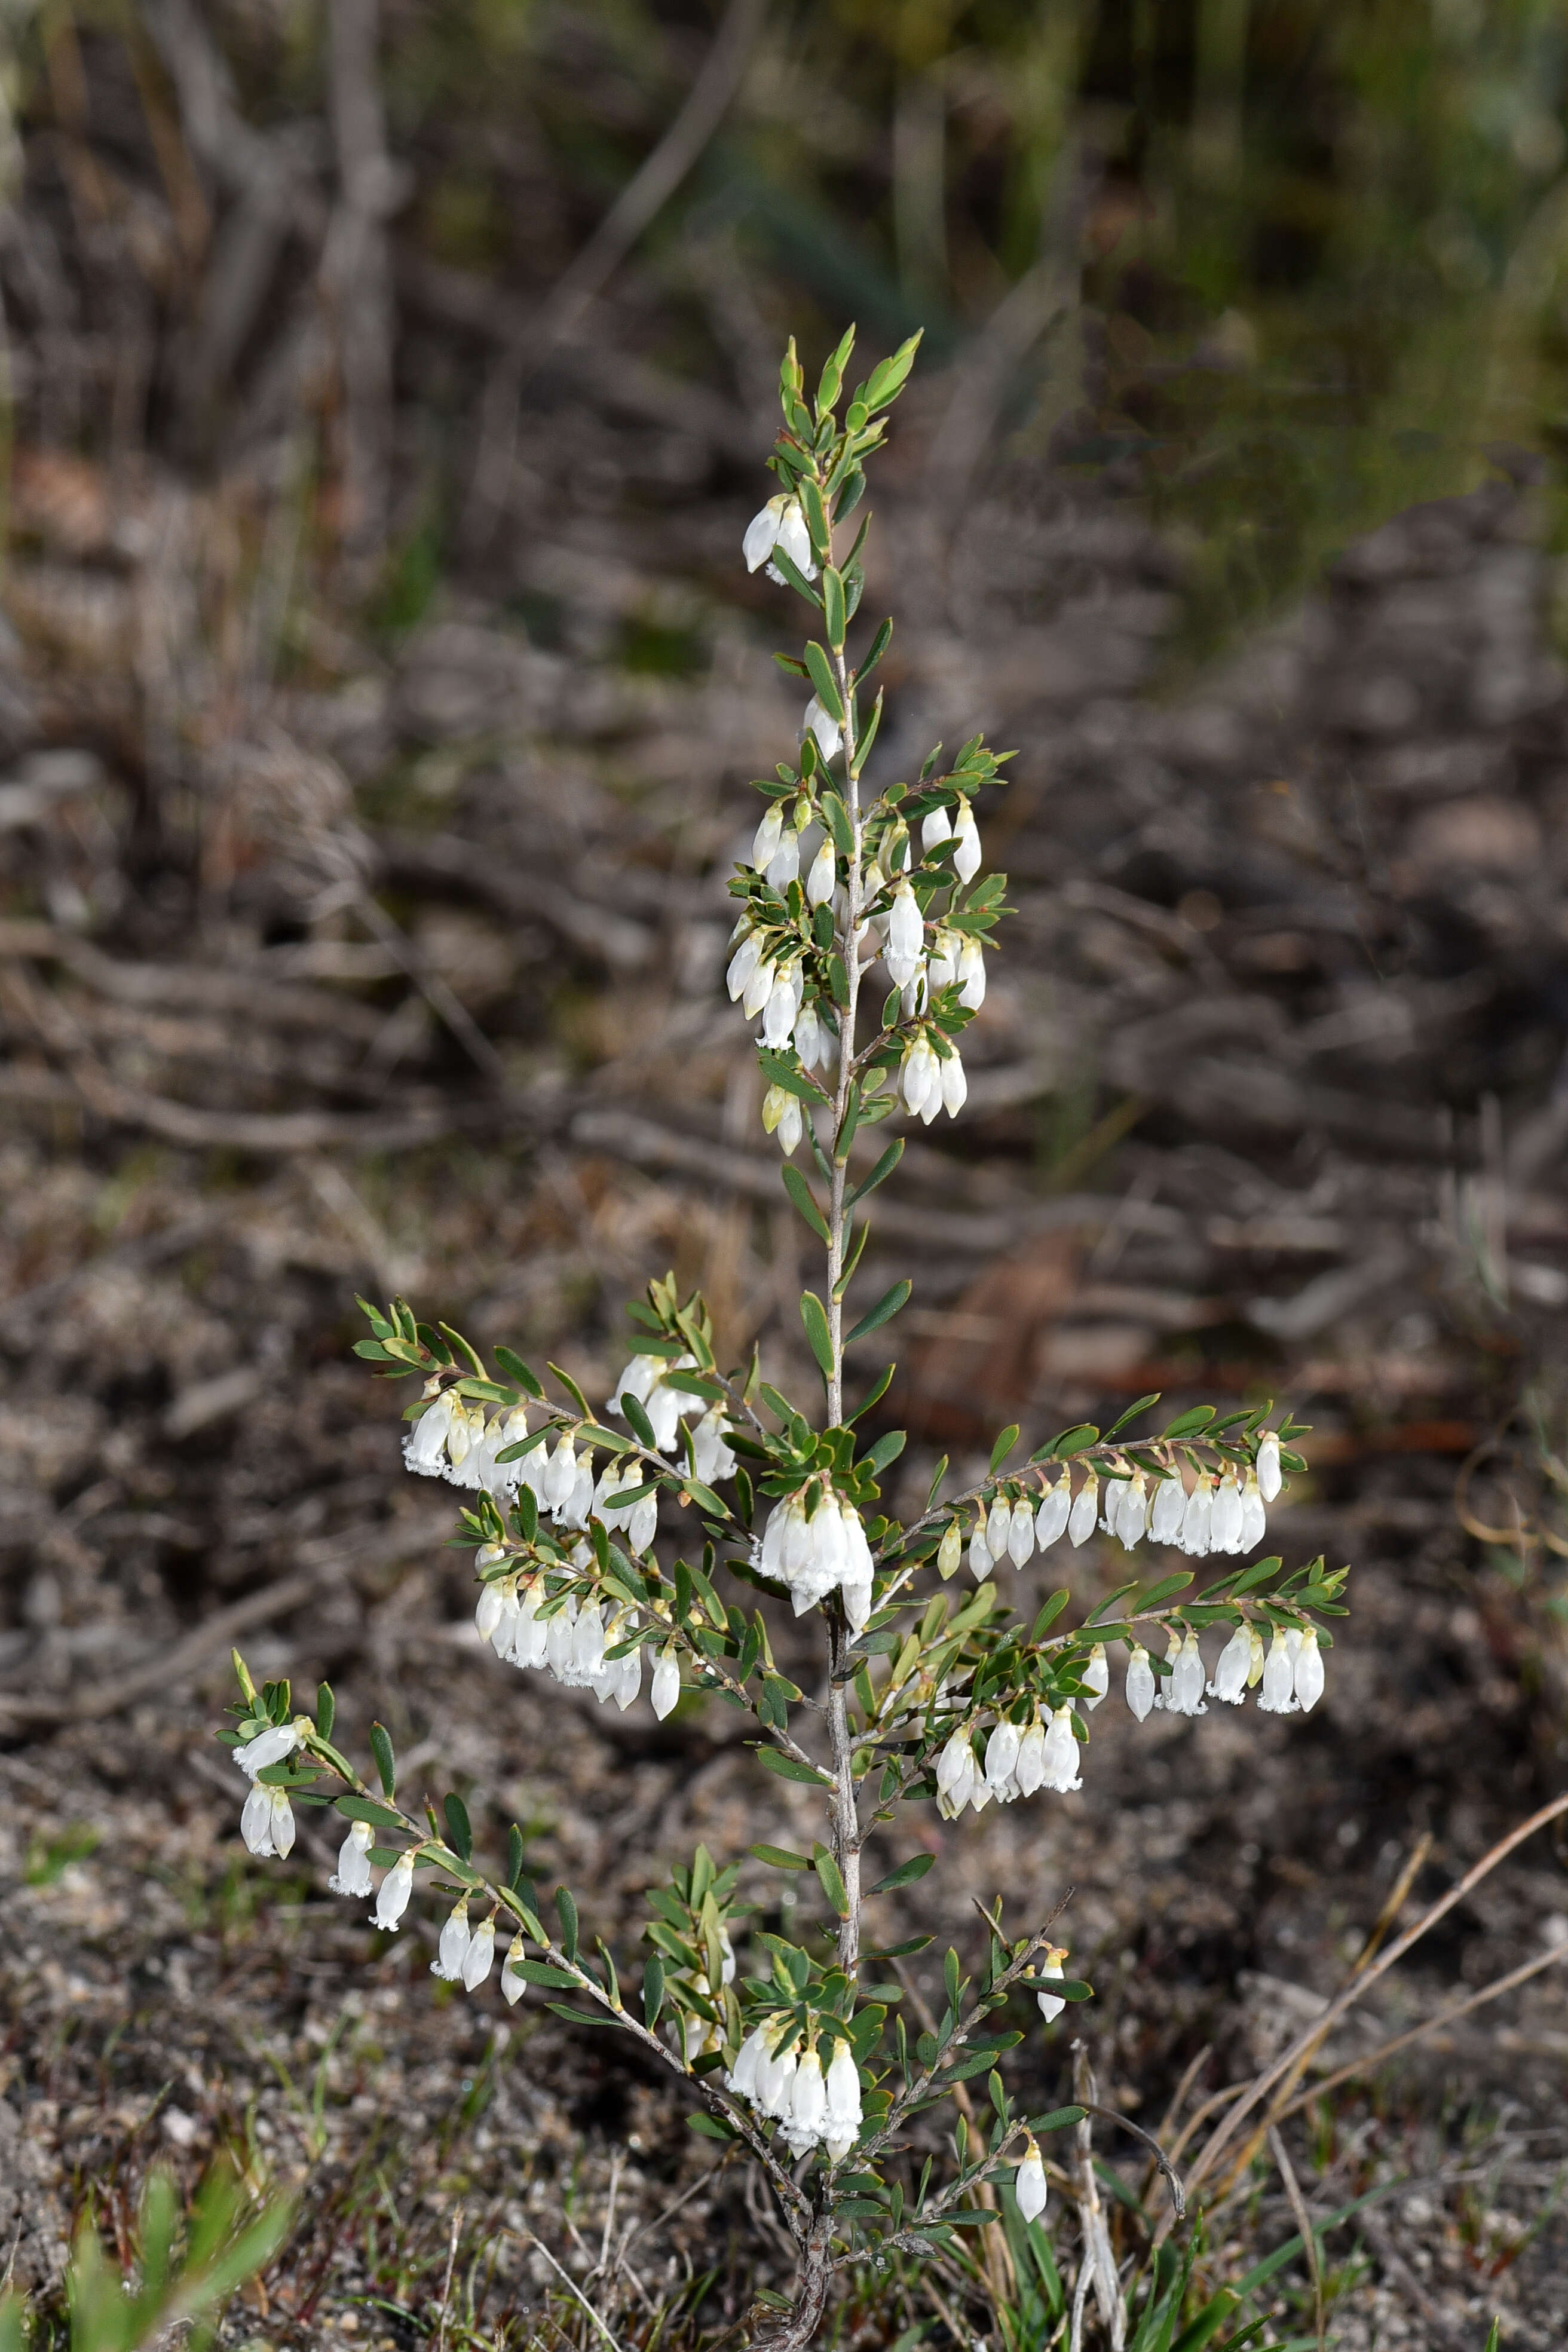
[1015,2136,1048,2223]
[952,799,981,883]
[1081,1643,1108,1709]
[1125,1644,1156,1721]
[937,1519,963,1579]
[650,1646,681,1720]
[1257,1430,1283,1502]
[1293,1625,1324,1712]
[1035,1472,1071,1549]
[1067,1472,1098,1546]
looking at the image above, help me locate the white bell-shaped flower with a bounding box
[806,839,837,906]
[1015,2136,1048,2223]
[785,2047,828,2151]
[1125,1644,1156,1720]
[461,1913,496,1990]
[803,697,841,762]
[824,2041,862,2158]
[1258,1629,1297,1713]
[1239,1469,1266,1550]
[1015,1716,1046,1796]
[1068,1472,1099,1547]
[761,1081,804,1156]
[768,824,806,890]
[957,936,986,1009]
[1150,1474,1186,1545]
[330,1818,375,1897]
[1181,1473,1214,1555]
[939,1049,967,1117]
[985,1494,1011,1561]
[543,1594,578,1680]
[1209,1623,1252,1705]
[792,999,830,1072]
[1040,1705,1082,1793]
[1116,1472,1149,1549]
[235,1721,302,1781]
[952,800,981,882]
[1036,1472,1071,1549]
[241,1783,280,1857]
[1210,1469,1244,1554]
[984,1718,1021,1799]
[650,1644,681,1721]
[1169,1630,1208,1716]
[921,806,953,852]
[403,1389,456,1476]
[431,1897,472,1982]
[1293,1625,1324,1711]
[373,1851,414,1932]
[1035,1944,1068,2023]
[690,1405,734,1486]
[1081,1643,1109,1710]
[936,1726,979,1818]
[901,1033,940,1117]
[1007,1496,1036,1567]
[937,1519,963,1578]
[727,2024,767,2100]
[967,1513,990,1580]
[745,492,818,582]
[501,1931,528,2007]
[1257,1431,1283,1503]
[886,880,923,971]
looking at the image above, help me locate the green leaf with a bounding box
[821,791,854,859]
[863,331,922,414]
[620,1390,658,1450]
[442,1794,472,1864]
[782,1165,831,1242]
[860,1428,906,1476]
[755,1745,833,1788]
[868,1852,935,1895]
[989,1424,1021,1474]
[800,476,831,561]
[353,1339,393,1361]
[1102,1392,1162,1440]
[813,1844,850,1917]
[1036,1423,1100,1461]
[507,1823,528,1889]
[804,641,844,722]
[847,1138,903,1207]
[315,1682,335,1740]
[643,1956,664,2029]
[823,565,846,649]
[494,1345,543,1397]
[1134,1572,1194,1613]
[556,1885,580,1965]
[800,1291,835,1379]
[514,1960,581,1988]
[1053,1980,1095,2002]
[1160,1405,1215,1440]
[334,1794,404,1830]
[758,1048,826,1105]
[749,1843,813,1870]
[369,1723,396,1799]
[846,1279,910,1345]
[687,2111,740,2140]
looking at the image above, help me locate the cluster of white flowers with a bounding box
[475,1558,644,1710]
[1123,1622,1324,1721]
[899,1029,966,1122]
[326,1835,529,1994]
[402,1360,734,1506]
[235,1719,304,1858]
[727,2029,863,2162]
[755,1483,875,1630]
[960,1438,1282,1578]
[743,493,817,587]
[935,1702,1090,1817]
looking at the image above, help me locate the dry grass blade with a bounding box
[1267,2126,1324,2351]
[1177,1796,1568,2217]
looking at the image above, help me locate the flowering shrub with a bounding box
[220,331,1348,2348]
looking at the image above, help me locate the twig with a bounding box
[1076,2105,1184,2222]
[434,2204,462,2352]
[1267,2127,1323,2352]
[1071,2045,1125,2352]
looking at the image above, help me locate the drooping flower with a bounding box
[936,1726,981,1819]
[431,1897,472,1982]
[650,1645,681,1721]
[1015,1715,1046,1796]
[967,1512,990,1581]
[1015,2135,1048,2223]
[1208,1623,1252,1705]
[823,2041,862,2162]
[921,806,953,853]
[806,839,837,906]
[1239,1469,1266,1551]
[1210,1469,1245,1554]
[985,1717,1022,1800]
[403,1389,457,1476]
[803,697,841,762]
[234,1721,302,1781]
[1293,1625,1324,1711]
[986,1494,1012,1562]
[782,2048,828,2157]
[329,1818,375,1897]
[939,1050,967,1118]
[461,1914,496,1990]
[762,1082,804,1157]
[952,800,981,883]
[1080,1643,1109,1710]
[901,1033,941,1118]
[1258,1630,1297,1714]
[372,1851,415,1932]
[937,1519,963,1578]
[1068,1472,1099,1547]
[1180,1473,1214,1555]
[1150,1473,1186,1546]
[885,881,924,987]
[241,1783,283,1858]
[1168,1630,1208,1716]
[743,493,817,583]
[691,1404,735,1486]
[1040,1705,1082,1793]
[957,936,986,1009]
[1114,1472,1148,1549]
[1125,1644,1156,1722]
[1257,1430,1283,1503]
[1007,1497,1036,1568]
[1035,1944,1069,2024]
[501,1931,528,2006]
[1035,1473,1071,1550]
